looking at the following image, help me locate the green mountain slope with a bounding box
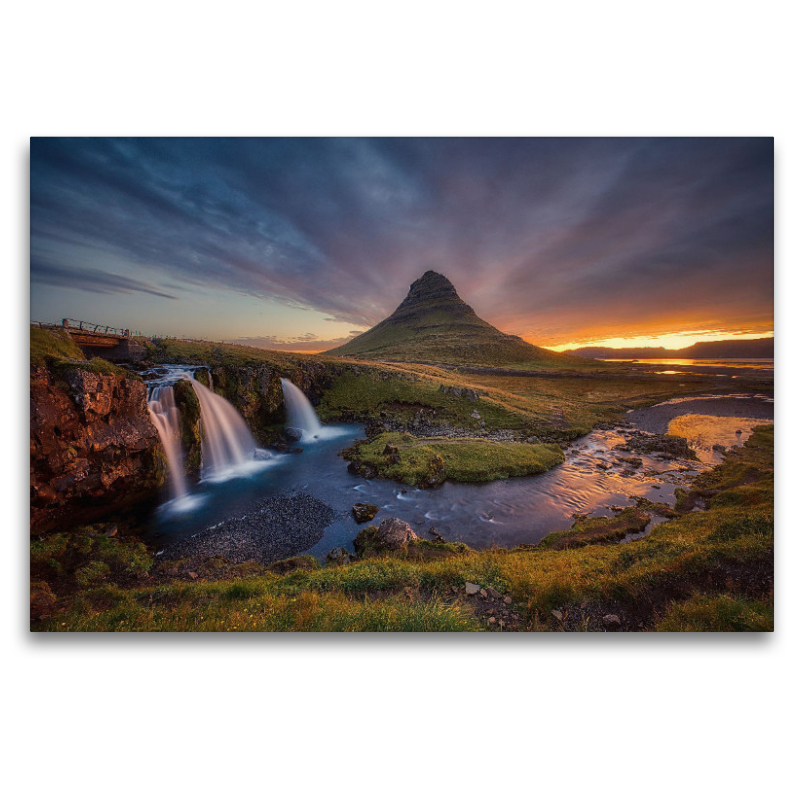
[325,271,584,367]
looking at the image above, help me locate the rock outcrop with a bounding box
[204,361,338,443]
[30,364,166,533]
[173,379,203,480]
[352,503,379,523]
[353,517,419,557]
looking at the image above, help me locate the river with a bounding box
[144,372,773,558]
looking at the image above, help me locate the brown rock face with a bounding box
[30,365,166,533]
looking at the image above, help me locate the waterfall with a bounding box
[145,365,268,503]
[188,377,261,479]
[281,378,323,439]
[148,384,189,499]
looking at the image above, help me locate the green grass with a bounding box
[343,431,565,486]
[30,326,130,377]
[140,337,337,370]
[538,507,652,550]
[38,582,482,632]
[31,527,154,589]
[316,362,727,441]
[656,594,773,632]
[30,326,86,365]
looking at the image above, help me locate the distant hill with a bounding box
[325,271,584,367]
[568,338,774,360]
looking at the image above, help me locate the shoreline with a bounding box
[157,493,334,566]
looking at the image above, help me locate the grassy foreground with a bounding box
[31,426,773,632]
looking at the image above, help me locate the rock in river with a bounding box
[352,502,379,523]
[353,517,419,557]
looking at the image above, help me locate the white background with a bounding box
[3,2,797,798]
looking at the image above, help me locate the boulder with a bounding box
[285,427,304,442]
[465,582,481,596]
[352,503,379,524]
[602,614,622,630]
[428,526,446,543]
[325,548,354,566]
[438,385,480,402]
[353,518,419,557]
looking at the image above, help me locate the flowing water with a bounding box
[190,378,264,481]
[143,366,773,558]
[145,365,272,512]
[280,378,323,439]
[147,384,189,500]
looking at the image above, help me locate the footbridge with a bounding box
[44,319,147,361]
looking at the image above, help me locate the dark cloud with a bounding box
[30,137,773,343]
[31,261,179,300]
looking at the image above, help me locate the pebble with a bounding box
[158,493,334,566]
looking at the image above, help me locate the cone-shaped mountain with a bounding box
[325,271,582,366]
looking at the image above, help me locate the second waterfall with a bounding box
[280,378,323,439]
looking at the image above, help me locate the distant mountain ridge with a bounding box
[325,271,583,367]
[567,338,774,360]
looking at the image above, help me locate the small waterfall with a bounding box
[189,378,260,479]
[146,365,267,501]
[281,378,323,438]
[148,384,189,499]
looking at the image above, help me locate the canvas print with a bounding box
[29,137,774,632]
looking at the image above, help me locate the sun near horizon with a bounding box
[546,329,775,353]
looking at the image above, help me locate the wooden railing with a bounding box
[60,318,131,338]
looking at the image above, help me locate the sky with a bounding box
[30,137,774,351]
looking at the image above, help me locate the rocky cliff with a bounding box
[30,364,166,533]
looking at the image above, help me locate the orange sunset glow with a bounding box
[548,329,775,353]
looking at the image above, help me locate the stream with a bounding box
[144,368,774,558]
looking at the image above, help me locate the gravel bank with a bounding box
[158,493,334,565]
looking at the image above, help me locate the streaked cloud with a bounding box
[30,137,773,346]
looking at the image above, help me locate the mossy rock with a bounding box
[267,555,320,575]
[173,379,203,480]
